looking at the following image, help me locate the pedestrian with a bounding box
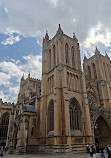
[100,147,105,158]
[4,145,7,155]
[92,145,96,158]
[107,145,111,158]
[86,144,91,158]
[90,145,93,158]
[0,147,3,157]
[96,144,101,158]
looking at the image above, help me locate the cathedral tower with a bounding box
[39,25,92,152]
[83,48,111,145]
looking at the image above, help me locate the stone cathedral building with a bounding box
[0,25,111,154]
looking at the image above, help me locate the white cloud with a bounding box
[0,0,111,103]
[0,55,42,103]
[49,0,58,7]
[4,7,8,13]
[0,90,7,102]
[83,25,111,48]
[1,35,20,45]
[4,27,20,35]
[22,55,42,79]
[0,72,10,86]
[0,0,111,44]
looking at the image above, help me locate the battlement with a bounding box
[0,98,14,107]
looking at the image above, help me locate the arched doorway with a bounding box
[94,116,111,145]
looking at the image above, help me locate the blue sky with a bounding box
[0,0,111,103]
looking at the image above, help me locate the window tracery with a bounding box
[47,100,54,133]
[71,46,75,68]
[87,93,96,108]
[65,43,69,64]
[88,66,91,79]
[92,63,97,79]
[69,99,79,130]
[53,45,56,66]
[0,113,9,138]
[49,49,51,69]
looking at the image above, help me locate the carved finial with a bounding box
[96,46,98,51]
[105,52,109,58]
[83,54,87,61]
[95,46,100,55]
[56,24,63,39]
[73,32,78,42]
[28,72,30,78]
[45,30,49,40]
[57,24,63,34]
[73,32,75,38]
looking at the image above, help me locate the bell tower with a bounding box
[39,25,92,150]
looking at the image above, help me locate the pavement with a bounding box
[1,153,88,158]
[2,152,108,158]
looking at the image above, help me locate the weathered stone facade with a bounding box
[0,25,111,154]
[83,48,111,145]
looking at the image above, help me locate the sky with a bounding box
[0,0,111,103]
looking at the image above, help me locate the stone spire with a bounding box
[95,46,100,55]
[45,30,49,40]
[56,24,63,35]
[83,54,87,61]
[28,72,30,78]
[105,52,109,58]
[73,32,78,42]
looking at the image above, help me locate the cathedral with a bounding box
[0,25,111,154]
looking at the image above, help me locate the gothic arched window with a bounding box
[53,45,56,66]
[107,64,111,80]
[47,100,54,134]
[71,46,75,68]
[49,49,51,69]
[69,98,80,130]
[103,62,107,80]
[92,63,97,79]
[87,92,96,108]
[88,66,91,79]
[0,113,9,138]
[65,43,69,64]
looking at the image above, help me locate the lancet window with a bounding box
[88,66,91,79]
[65,43,69,64]
[49,49,51,69]
[69,98,79,130]
[71,46,75,68]
[47,100,54,133]
[0,113,9,138]
[53,45,56,66]
[92,63,97,79]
